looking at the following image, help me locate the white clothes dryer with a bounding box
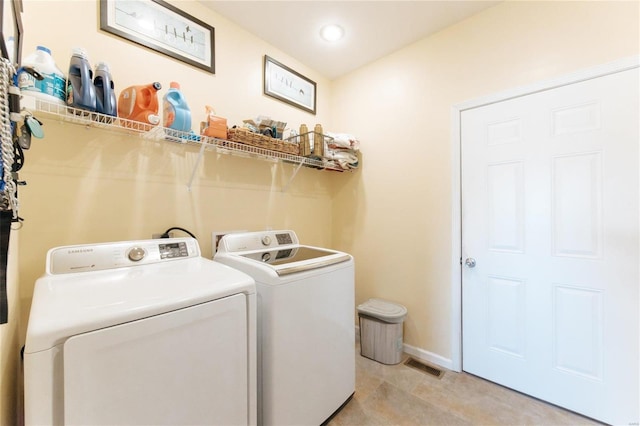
[214,230,355,426]
[24,237,257,426]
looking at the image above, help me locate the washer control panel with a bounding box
[47,238,200,274]
[217,230,299,253]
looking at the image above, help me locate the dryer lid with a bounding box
[25,240,255,353]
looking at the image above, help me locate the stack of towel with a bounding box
[323,132,360,170]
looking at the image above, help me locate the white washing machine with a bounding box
[24,237,257,426]
[214,230,355,426]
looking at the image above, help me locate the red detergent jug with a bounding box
[117,82,162,128]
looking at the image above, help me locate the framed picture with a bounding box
[0,0,23,65]
[264,55,316,115]
[100,0,214,73]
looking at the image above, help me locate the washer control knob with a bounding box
[261,235,272,246]
[127,247,146,262]
[261,252,271,262]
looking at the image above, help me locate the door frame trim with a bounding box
[449,55,639,372]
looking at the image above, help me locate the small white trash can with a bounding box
[357,298,408,365]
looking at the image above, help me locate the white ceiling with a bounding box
[200,1,501,80]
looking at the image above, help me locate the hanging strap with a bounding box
[0,210,10,324]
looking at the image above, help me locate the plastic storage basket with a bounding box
[357,298,408,365]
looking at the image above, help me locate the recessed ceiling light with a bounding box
[320,24,344,42]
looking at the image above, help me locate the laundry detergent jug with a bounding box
[18,46,66,105]
[163,82,191,132]
[66,48,96,112]
[117,82,162,128]
[94,62,117,117]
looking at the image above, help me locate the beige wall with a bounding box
[331,1,639,361]
[17,0,336,321]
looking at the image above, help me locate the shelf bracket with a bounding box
[187,142,208,191]
[282,158,306,192]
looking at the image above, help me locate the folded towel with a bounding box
[325,132,360,151]
[325,148,359,170]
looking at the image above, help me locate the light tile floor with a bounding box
[328,345,601,425]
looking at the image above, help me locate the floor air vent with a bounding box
[404,358,444,379]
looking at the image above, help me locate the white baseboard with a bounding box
[402,342,454,371]
[355,325,454,371]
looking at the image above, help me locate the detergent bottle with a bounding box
[163,82,191,132]
[93,62,117,117]
[117,82,162,127]
[18,45,66,105]
[66,47,96,112]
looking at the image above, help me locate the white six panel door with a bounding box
[461,68,639,425]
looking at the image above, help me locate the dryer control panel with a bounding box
[46,238,200,275]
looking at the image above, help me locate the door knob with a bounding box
[465,258,476,268]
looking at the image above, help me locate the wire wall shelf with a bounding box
[26,97,346,191]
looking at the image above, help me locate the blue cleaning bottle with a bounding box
[66,47,96,112]
[163,82,191,132]
[94,62,117,117]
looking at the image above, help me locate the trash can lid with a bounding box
[357,298,407,323]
